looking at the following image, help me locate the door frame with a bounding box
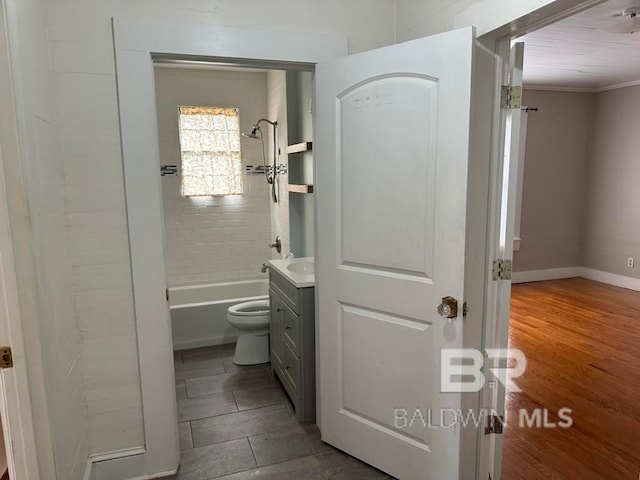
[474,0,607,477]
[112,2,608,478]
[112,18,347,478]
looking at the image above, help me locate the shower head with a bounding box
[242,124,262,140]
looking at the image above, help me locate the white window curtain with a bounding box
[178,106,243,197]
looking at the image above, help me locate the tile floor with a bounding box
[170,343,394,480]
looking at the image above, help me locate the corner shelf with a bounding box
[286,142,313,154]
[287,184,314,194]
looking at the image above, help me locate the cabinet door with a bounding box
[282,302,301,357]
[269,290,284,373]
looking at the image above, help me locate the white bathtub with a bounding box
[169,279,269,351]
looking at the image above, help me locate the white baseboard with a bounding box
[579,267,640,292]
[511,267,581,284]
[173,334,237,351]
[85,447,177,480]
[511,266,640,292]
[83,457,93,480]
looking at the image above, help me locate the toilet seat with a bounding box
[228,300,270,317]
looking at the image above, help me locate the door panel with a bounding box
[316,27,476,480]
[339,75,437,276]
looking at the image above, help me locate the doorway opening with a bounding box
[500,0,640,476]
[150,59,389,478]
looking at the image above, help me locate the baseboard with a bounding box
[511,266,640,292]
[85,447,177,480]
[579,267,640,292]
[173,334,237,351]
[511,267,581,284]
[83,457,93,480]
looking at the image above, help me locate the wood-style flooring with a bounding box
[502,278,640,480]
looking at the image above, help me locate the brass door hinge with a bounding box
[485,414,504,435]
[501,85,522,109]
[0,347,13,369]
[492,259,512,281]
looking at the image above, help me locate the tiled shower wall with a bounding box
[154,67,272,285]
[267,70,291,259]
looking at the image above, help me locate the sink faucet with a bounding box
[285,252,295,259]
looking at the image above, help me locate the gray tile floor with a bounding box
[170,343,394,480]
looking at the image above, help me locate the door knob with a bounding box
[437,296,458,319]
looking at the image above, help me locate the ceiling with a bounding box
[519,0,640,90]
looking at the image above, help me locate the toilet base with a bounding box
[233,328,270,365]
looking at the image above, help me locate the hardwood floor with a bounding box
[502,278,640,480]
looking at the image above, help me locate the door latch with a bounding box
[0,347,13,369]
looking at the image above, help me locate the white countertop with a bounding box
[268,257,315,288]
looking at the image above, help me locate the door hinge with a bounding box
[485,414,504,435]
[492,259,512,281]
[0,347,13,369]
[500,85,522,109]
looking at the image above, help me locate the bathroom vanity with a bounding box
[267,257,315,423]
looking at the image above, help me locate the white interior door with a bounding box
[316,27,476,480]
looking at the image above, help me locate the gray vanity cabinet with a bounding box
[269,267,315,423]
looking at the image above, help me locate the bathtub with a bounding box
[169,279,269,350]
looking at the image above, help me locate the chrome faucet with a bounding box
[261,263,269,273]
[285,252,295,259]
[269,236,282,253]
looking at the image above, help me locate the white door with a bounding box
[316,27,476,480]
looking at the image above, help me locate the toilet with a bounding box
[227,299,271,365]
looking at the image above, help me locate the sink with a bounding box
[287,261,315,274]
[268,256,315,288]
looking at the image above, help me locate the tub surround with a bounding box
[170,279,268,350]
[268,257,315,288]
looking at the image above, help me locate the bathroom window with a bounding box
[178,106,243,197]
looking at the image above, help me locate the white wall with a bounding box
[396,0,484,40]
[3,0,88,477]
[154,67,271,286]
[14,0,396,467]
[267,70,291,259]
[583,84,640,279]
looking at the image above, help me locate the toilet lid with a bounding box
[228,299,270,316]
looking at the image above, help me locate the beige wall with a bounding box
[583,85,640,279]
[514,90,594,272]
[154,67,271,285]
